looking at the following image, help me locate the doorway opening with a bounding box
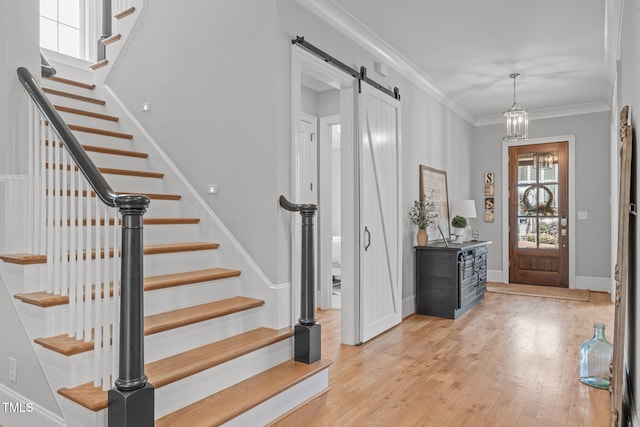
[502,136,576,288]
[292,46,357,344]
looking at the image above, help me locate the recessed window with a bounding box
[40,0,83,59]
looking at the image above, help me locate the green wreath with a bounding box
[522,184,555,215]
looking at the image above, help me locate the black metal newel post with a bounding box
[279,195,321,364]
[108,195,154,427]
[97,0,112,62]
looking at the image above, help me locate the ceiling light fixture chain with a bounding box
[503,72,528,141]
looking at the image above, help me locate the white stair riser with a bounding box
[224,368,329,427]
[64,131,135,151]
[58,398,106,427]
[35,347,97,395]
[18,302,70,339]
[145,307,264,363]
[101,174,165,195]
[143,249,220,277]
[86,151,150,172]
[153,338,292,419]
[143,199,183,217]
[1,263,46,294]
[142,223,201,245]
[144,277,241,315]
[40,96,109,118]
[56,114,121,133]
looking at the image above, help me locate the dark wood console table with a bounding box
[415,241,491,319]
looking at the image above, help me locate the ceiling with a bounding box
[305,0,612,125]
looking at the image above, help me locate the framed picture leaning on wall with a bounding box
[419,165,450,241]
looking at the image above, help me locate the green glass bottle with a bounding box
[579,323,613,389]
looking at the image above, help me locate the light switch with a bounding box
[207,184,217,194]
[142,103,151,112]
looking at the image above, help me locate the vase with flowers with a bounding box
[408,190,437,246]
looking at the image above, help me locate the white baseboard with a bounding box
[575,276,612,293]
[486,271,612,294]
[0,384,65,427]
[402,295,415,318]
[487,269,503,283]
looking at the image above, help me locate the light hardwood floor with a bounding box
[274,291,614,426]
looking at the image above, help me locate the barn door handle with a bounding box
[364,226,371,251]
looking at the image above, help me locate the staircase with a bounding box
[2,46,330,426]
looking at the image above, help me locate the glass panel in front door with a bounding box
[516,151,559,250]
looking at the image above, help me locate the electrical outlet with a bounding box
[578,211,588,220]
[9,357,16,383]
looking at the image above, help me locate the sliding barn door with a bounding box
[357,83,402,343]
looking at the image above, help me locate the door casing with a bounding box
[501,135,576,288]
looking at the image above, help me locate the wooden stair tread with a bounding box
[117,192,181,201]
[46,163,163,179]
[68,124,133,139]
[58,327,294,411]
[156,359,332,427]
[0,253,47,264]
[35,296,262,355]
[43,76,95,90]
[146,296,264,335]
[98,167,162,179]
[82,144,147,158]
[89,59,108,70]
[42,87,105,105]
[44,190,182,201]
[101,33,121,46]
[145,267,240,292]
[15,267,235,308]
[35,334,94,356]
[54,105,119,122]
[115,6,135,19]
[14,291,69,307]
[144,242,219,254]
[3,242,218,265]
[69,217,199,226]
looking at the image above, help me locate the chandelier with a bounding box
[503,73,528,141]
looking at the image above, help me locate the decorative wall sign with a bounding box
[419,165,450,241]
[484,171,495,222]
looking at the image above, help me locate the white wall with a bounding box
[473,111,611,281]
[107,0,286,282]
[106,1,475,309]
[275,1,474,313]
[0,2,64,422]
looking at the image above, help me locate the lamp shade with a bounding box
[450,200,477,219]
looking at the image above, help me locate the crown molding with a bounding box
[296,0,476,124]
[475,101,611,126]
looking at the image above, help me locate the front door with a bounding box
[357,83,402,342]
[509,141,569,287]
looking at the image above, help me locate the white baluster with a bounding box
[94,196,102,387]
[76,173,85,339]
[68,155,77,338]
[39,125,47,255]
[84,180,92,343]
[46,126,54,293]
[27,104,34,253]
[102,205,111,389]
[53,132,61,295]
[61,149,69,297]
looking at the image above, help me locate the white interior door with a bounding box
[357,83,402,343]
